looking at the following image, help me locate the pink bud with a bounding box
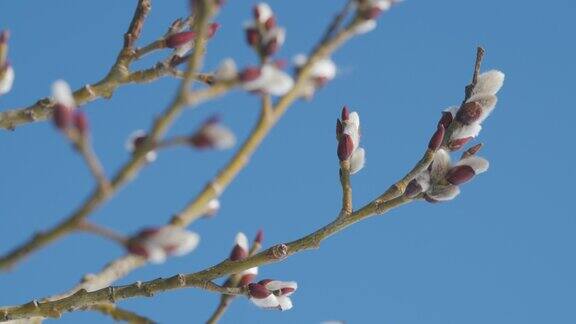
[258,279,273,286]
[53,104,72,130]
[341,106,350,121]
[404,179,423,198]
[445,165,475,185]
[263,38,278,56]
[456,101,483,125]
[337,134,354,161]
[254,229,264,244]
[363,7,383,20]
[336,119,343,138]
[73,111,89,136]
[245,27,260,46]
[438,111,453,129]
[0,30,9,44]
[229,244,248,261]
[248,283,271,299]
[448,137,472,151]
[239,67,262,82]
[239,274,256,286]
[264,16,276,30]
[280,287,295,295]
[207,23,220,38]
[461,143,483,159]
[428,124,445,150]
[126,241,149,258]
[165,31,196,48]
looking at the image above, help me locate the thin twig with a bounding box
[339,160,353,216]
[52,7,370,300]
[0,195,410,322]
[76,221,128,245]
[74,138,112,195]
[0,0,223,270]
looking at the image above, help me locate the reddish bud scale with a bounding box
[264,16,276,30]
[314,76,329,87]
[258,279,273,286]
[255,229,264,244]
[239,274,256,286]
[53,104,72,130]
[446,165,476,185]
[456,101,483,125]
[337,134,354,161]
[341,106,350,121]
[138,228,161,238]
[246,28,260,46]
[428,124,445,150]
[263,39,278,56]
[448,137,472,151]
[165,31,196,48]
[404,179,423,198]
[170,54,190,67]
[189,133,214,149]
[0,30,8,43]
[336,119,343,138]
[126,241,149,258]
[438,111,453,129]
[73,111,89,136]
[229,244,248,261]
[239,67,262,82]
[273,59,287,69]
[363,7,382,20]
[280,287,295,295]
[461,143,483,159]
[207,23,220,38]
[248,283,271,299]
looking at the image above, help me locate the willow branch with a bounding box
[0,195,411,322]
[0,279,245,322]
[54,7,370,298]
[0,1,225,271]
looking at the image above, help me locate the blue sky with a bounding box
[1,0,575,323]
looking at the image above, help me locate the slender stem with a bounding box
[339,160,353,216]
[0,0,222,270]
[74,137,112,195]
[0,196,410,322]
[76,221,128,245]
[52,8,371,299]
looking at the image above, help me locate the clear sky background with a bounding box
[1,0,575,323]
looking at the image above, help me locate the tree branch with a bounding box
[49,6,373,300]
[0,0,226,271]
[0,194,410,322]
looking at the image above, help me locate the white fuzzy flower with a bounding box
[125,130,157,163]
[293,54,337,98]
[241,64,294,96]
[472,70,505,96]
[52,79,76,108]
[254,3,273,24]
[190,117,236,150]
[353,20,377,35]
[349,147,365,174]
[0,64,14,95]
[214,58,238,81]
[248,280,298,311]
[127,226,200,264]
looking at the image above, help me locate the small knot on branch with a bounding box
[269,244,288,259]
